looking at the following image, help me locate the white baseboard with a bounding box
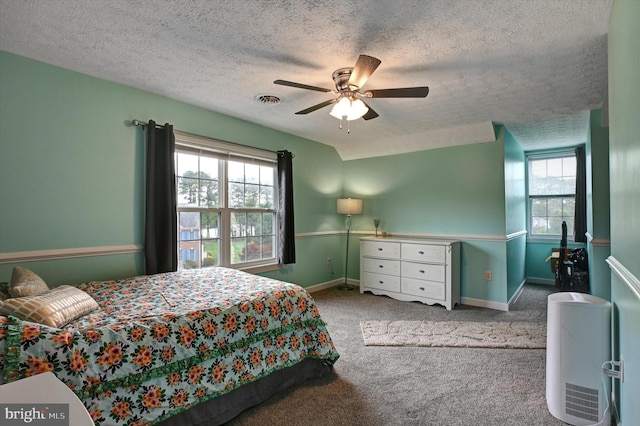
[306,278,360,293]
[461,296,509,312]
[311,277,556,313]
[526,277,556,286]
[507,279,527,310]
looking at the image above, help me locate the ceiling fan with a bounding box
[274,54,429,122]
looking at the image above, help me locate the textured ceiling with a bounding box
[0,0,611,160]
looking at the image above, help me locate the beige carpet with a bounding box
[361,320,547,348]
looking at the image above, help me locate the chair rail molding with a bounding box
[606,256,640,301]
[0,244,143,264]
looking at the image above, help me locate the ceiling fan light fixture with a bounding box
[329,96,368,121]
[348,99,368,120]
[329,96,351,119]
[274,54,428,123]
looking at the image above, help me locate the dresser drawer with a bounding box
[401,261,445,283]
[361,240,401,259]
[402,278,445,300]
[363,257,401,275]
[401,243,446,263]
[363,272,401,292]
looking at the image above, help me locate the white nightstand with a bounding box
[0,372,94,425]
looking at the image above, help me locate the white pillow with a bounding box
[0,285,99,328]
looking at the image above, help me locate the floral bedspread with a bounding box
[0,268,339,425]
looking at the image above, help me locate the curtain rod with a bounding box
[130,119,294,158]
[131,119,163,128]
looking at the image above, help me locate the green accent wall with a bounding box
[524,110,611,300]
[0,43,621,318]
[0,51,522,306]
[0,51,344,287]
[343,126,514,304]
[503,126,526,301]
[608,0,640,422]
[460,240,508,303]
[503,127,526,235]
[586,109,612,301]
[525,241,585,282]
[2,8,637,416]
[343,136,506,236]
[588,110,611,241]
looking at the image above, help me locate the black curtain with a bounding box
[277,150,296,264]
[574,145,587,243]
[145,120,178,274]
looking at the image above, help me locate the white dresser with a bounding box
[359,237,460,310]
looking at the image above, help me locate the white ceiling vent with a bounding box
[255,94,283,105]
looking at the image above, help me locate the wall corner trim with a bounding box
[506,230,527,240]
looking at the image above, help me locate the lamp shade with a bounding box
[337,198,362,215]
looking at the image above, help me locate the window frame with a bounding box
[526,149,577,241]
[174,131,279,271]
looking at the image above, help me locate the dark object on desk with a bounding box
[568,247,588,271]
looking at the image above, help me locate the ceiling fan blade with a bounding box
[348,55,382,90]
[295,98,338,115]
[274,79,332,93]
[361,101,379,120]
[364,87,429,98]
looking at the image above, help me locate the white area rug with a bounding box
[360,320,546,348]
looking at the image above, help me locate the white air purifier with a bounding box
[546,292,611,425]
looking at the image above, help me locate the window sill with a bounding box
[527,236,564,243]
[238,263,281,274]
[527,237,585,247]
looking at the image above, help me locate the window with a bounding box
[527,151,576,239]
[174,133,278,270]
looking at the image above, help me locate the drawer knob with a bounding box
[378,265,384,268]
[419,287,425,291]
[418,251,424,255]
[419,270,425,273]
[379,280,384,284]
[377,248,383,251]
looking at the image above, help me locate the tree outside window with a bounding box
[175,150,276,269]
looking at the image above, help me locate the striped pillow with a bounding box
[0,285,99,328]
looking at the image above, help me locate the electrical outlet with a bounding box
[485,271,492,281]
[326,258,332,266]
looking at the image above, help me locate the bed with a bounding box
[0,267,339,425]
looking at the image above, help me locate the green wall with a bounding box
[586,109,612,301]
[0,51,345,287]
[608,0,640,422]
[503,126,527,301]
[503,127,526,235]
[343,136,506,236]
[588,110,611,241]
[524,110,611,300]
[0,46,618,316]
[0,50,519,307]
[343,126,513,305]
